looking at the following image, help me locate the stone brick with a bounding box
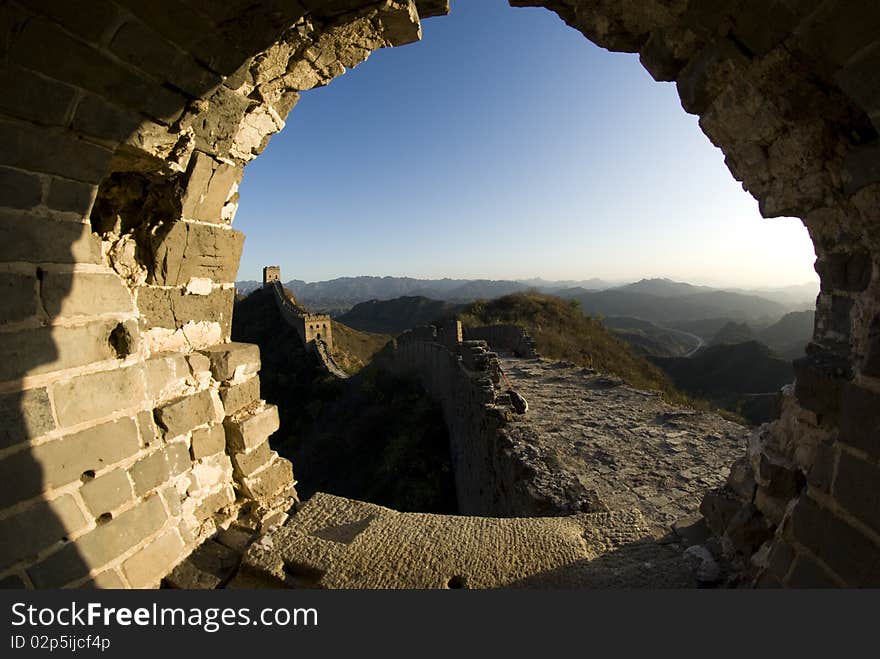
[0,119,111,184]
[231,441,273,479]
[806,440,837,494]
[0,575,28,588]
[200,342,260,382]
[186,352,211,375]
[791,495,880,586]
[122,528,185,588]
[240,457,292,500]
[129,442,191,496]
[761,539,795,585]
[163,559,222,589]
[41,271,133,319]
[112,0,213,52]
[699,486,743,535]
[792,355,847,424]
[142,353,189,402]
[839,382,880,459]
[0,65,77,127]
[109,21,221,98]
[224,404,279,452]
[147,221,244,286]
[816,250,872,292]
[676,39,748,116]
[835,43,880,118]
[786,554,841,588]
[841,142,880,196]
[0,418,139,506]
[137,409,160,448]
[191,424,226,460]
[68,495,168,571]
[0,166,43,209]
[194,484,235,521]
[79,469,134,517]
[46,177,97,215]
[181,152,242,223]
[154,389,218,439]
[160,484,183,518]
[0,387,55,449]
[9,18,187,124]
[52,365,146,427]
[81,569,126,589]
[0,210,101,264]
[214,525,254,553]
[24,0,122,43]
[0,495,88,568]
[137,286,234,335]
[0,272,36,325]
[219,377,260,415]
[70,93,142,146]
[27,543,89,588]
[833,452,880,535]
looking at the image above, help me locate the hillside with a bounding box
[456,292,700,407]
[710,321,755,345]
[652,341,793,422]
[757,310,814,360]
[601,316,702,357]
[337,296,461,335]
[330,322,391,374]
[564,286,787,324]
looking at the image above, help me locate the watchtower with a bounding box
[263,265,281,286]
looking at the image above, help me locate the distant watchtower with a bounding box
[263,265,281,286]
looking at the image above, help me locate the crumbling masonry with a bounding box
[0,0,879,587]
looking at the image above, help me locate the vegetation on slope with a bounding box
[330,321,391,375]
[337,296,460,336]
[456,292,702,408]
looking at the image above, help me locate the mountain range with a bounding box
[235,276,818,319]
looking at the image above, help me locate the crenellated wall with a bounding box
[464,324,540,359]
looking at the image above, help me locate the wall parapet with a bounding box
[463,324,540,358]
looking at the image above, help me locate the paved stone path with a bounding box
[500,357,750,533]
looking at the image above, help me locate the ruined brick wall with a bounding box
[464,324,539,359]
[374,329,566,516]
[0,0,428,587]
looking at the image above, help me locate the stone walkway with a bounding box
[499,357,750,533]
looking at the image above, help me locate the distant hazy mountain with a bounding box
[723,281,819,309]
[337,296,460,335]
[562,280,788,324]
[756,310,814,360]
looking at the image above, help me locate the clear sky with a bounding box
[234,0,818,288]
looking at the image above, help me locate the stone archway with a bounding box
[0,0,877,588]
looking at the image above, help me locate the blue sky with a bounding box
[234,0,818,287]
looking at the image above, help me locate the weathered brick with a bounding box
[219,376,260,415]
[160,484,182,517]
[200,342,260,381]
[110,21,221,98]
[137,286,234,335]
[137,409,160,448]
[154,389,218,439]
[70,93,142,145]
[839,382,880,459]
[0,495,88,568]
[146,221,244,286]
[112,0,213,52]
[23,0,122,43]
[52,365,146,427]
[0,65,77,127]
[223,404,279,452]
[191,424,226,460]
[0,387,55,450]
[230,441,273,479]
[193,484,235,521]
[41,271,133,319]
[180,152,242,223]
[27,543,88,588]
[0,166,43,209]
[833,452,880,535]
[790,495,880,586]
[69,495,168,570]
[0,210,101,264]
[0,272,36,325]
[0,574,28,588]
[9,18,187,124]
[835,43,880,117]
[79,469,134,517]
[0,119,111,184]
[129,442,191,496]
[81,569,126,589]
[122,528,185,588]
[0,319,140,382]
[806,440,837,494]
[46,177,97,215]
[142,353,189,402]
[240,457,292,500]
[0,418,139,506]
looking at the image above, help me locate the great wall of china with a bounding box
[1,0,879,588]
